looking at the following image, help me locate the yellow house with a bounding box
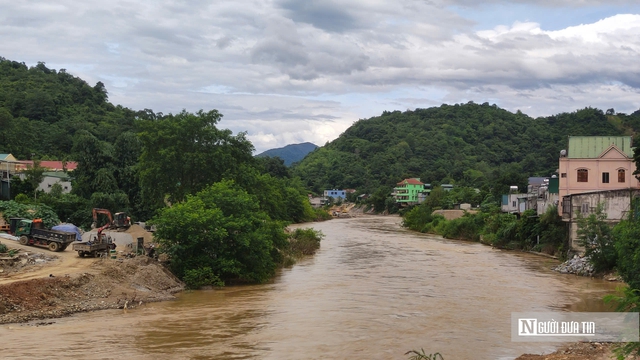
[0,154,18,199]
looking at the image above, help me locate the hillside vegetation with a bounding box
[293,104,640,196]
[0,57,326,287]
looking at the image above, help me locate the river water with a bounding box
[0,216,619,359]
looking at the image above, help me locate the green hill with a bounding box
[0,57,138,159]
[292,103,640,195]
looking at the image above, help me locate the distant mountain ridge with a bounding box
[256,142,318,166]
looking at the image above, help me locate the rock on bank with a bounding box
[0,256,184,324]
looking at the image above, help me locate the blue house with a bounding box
[323,189,346,200]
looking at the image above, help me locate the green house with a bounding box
[394,178,425,204]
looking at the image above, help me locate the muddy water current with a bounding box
[0,216,619,359]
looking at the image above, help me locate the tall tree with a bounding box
[138,109,254,207]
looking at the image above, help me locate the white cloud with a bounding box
[0,1,639,152]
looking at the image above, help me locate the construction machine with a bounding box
[74,208,125,258]
[91,208,130,230]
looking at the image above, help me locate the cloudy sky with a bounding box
[2,1,640,153]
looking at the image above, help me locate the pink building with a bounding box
[559,136,640,215]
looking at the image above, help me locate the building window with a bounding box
[619,169,626,183]
[602,172,609,184]
[581,203,590,214]
[577,169,588,182]
[561,173,567,178]
[512,201,516,207]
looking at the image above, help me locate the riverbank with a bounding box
[0,256,184,324]
[516,341,639,359]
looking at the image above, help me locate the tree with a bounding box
[633,135,640,181]
[613,199,640,290]
[577,203,617,273]
[21,160,46,196]
[138,110,254,207]
[151,180,288,284]
[71,130,114,198]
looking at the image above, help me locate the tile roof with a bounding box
[15,160,78,171]
[398,178,423,186]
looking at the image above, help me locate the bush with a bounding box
[402,203,433,231]
[421,214,446,233]
[577,203,617,273]
[0,242,7,253]
[14,194,30,204]
[613,215,640,290]
[604,287,640,358]
[0,201,61,228]
[183,267,224,289]
[152,180,289,284]
[288,228,323,256]
[440,213,484,241]
[313,208,332,221]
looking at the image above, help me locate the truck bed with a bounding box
[31,228,77,244]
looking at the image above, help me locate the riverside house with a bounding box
[558,136,640,249]
[393,178,426,205]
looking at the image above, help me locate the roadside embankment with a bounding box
[0,256,184,324]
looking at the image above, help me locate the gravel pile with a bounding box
[553,255,595,276]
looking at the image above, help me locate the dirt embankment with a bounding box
[516,342,639,360]
[0,240,184,324]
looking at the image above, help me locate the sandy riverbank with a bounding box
[0,250,184,324]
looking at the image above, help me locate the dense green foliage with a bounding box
[138,110,254,207]
[0,58,138,159]
[576,203,617,273]
[0,200,60,228]
[256,142,318,166]
[0,58,324,287]
[293,104,640,202]
[403,203,566,256]
[602,201,640,358]
[151,180,289,284]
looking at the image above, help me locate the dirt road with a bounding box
[0,240,98,285]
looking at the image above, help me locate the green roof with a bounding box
[0,154,11,160]
[43,171,71,180]
[567,136,633,158]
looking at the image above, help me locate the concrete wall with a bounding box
[38,176,72,193]
[501,194,525,213]
[536,193,559,215]
[563,189,640,250]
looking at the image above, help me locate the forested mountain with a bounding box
[0,57,139,159]
[256,142,318,166]
[292,103,640,196]
[0,58,317,228]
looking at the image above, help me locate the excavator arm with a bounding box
[91,208,114,229]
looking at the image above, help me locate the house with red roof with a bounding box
[393,178,426,205]
[15,160,77,172]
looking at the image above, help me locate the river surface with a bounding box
[0,216,619,359]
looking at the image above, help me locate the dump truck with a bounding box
[13,218,76,252]
[73,211,117,258]
[72,234,116,258]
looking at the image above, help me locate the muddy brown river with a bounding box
[0,216,619,359]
